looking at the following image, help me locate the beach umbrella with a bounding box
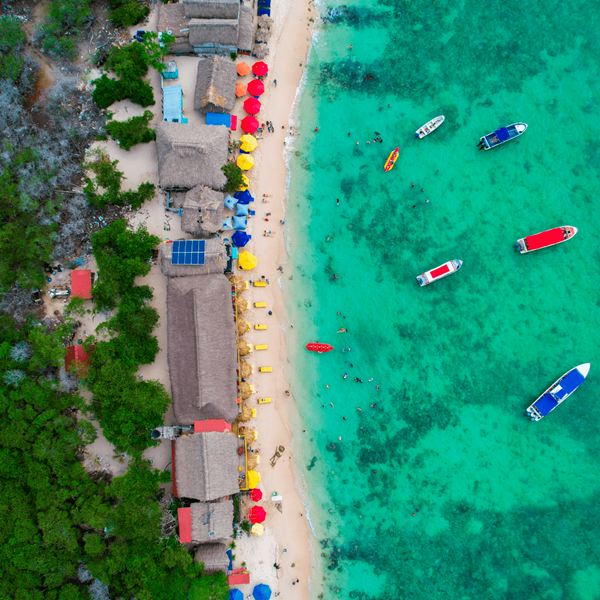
[237,154,254,171]
[235,82,247,97]
[241,116,259,134]
[240,134,258,152]
[232,231,251,248]
[251,523,265,537]
[247,79,265,96]
[236,174,249,191]
[234,190,254,204]
[243,97,261,115]
[249,488,263,502]
[238,251,258,270]
[237,62,251,76]
[249,505,266,524]
[253,583,271,600]
[229,590,243,600]
[246,468,261,488]
[252,61,269,76]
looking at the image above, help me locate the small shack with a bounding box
[183,0,240,19]
[160,238,227,277]
[65,344,95,378]
[70,270,92,299]
[162,60,179,80]
[189,19,239,55]
[194,543,230,572]
[194,56,237,114]
[158,3,193,54]
[181,185,225,237]
[163,85,187,123]
[237,6,254,54]
[156,122,228,190]
[178,502,234,543]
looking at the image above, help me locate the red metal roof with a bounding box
[178,507,192,543]
[430,264,450,279]
[228,573,250,585]
[65,345,94,377]
[194,419,232,433]
[526,228,564,251]
[71,270,92,299]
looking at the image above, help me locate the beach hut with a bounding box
[237,6,255,54]
[173,431,241,501]
[165,274,238,423]
[188,19,240,55]
[182,0,240,20]
[156,122,228,190]
[162,60,179,80]
[70,269,92,299]
[160,238,227,277]
[194,56,237,114]
[163,85,187,123]
[194,543,230,572]
[243,97,261,115]
[64,344,95,378]
[178,502,233,543]
[181,185,225,237]
[158,3,193,54]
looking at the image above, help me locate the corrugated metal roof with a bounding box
[163,85,183,122]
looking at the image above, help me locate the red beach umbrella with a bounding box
[249,488,263,502]
[243,97,261,115]
[241,116,259,133]
[248,505,266,524]
[247,79,265,96]
[252,61,269,77]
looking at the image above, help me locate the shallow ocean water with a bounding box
[282,0,600,598]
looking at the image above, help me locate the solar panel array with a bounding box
[171,240,206,265]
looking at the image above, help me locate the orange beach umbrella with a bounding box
[237,62,251,76]
[236,82,247,97]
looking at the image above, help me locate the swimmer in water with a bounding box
[343,373,348,379]
[368,378,374,382]
[330,402,334,408]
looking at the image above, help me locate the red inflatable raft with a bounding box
[306,343,333,353]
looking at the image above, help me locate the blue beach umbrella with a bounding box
[253,583,271,600]
[231,231,252,247]
[229,590,243,600]
[234,190,255,205]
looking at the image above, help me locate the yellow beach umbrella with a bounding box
[247,469,261,489]
[238,251,258,270]
[251,523,265,536]
[236,174,249,191]
[237,154,254,171]
[240,134,257,152]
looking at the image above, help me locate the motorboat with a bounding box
[306,343,333,353]
[526,364,590,421]
[415,115,445,139]
[478,122,527,150]
[416,260,462,286]
[384,147,399,172]
[515,226,577,254]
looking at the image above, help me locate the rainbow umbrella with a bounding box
[247,79,265,96]
[252,61,269,76]
[241,116,259,134]
[240,134,257,152]
[249,488,263,501]
[235,82,247,97]
[237,62,251,76]
[243,97,261,115]
[237,154,254,171]
[249,505,266,524]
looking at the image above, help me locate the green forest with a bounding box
[0,4,230,599]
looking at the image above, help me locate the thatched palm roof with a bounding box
[156,122,228,191]
[252,44,269,60]
[158,3,193,54]
[183,0,240,20]
[191,502,234,542]
[174,432,240,501]
[181,185,225,236]
[194,542,230,571]
[189,19,239,47]
[160,238,227,277]
[194,56,237,114]
[237,6,254,53]
[167,274,238,424]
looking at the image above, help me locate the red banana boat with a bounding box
[306,343,333,353]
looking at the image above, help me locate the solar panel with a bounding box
[171,239,206,265]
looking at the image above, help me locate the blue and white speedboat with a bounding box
[478,122,527,150]
[526,363,590,421]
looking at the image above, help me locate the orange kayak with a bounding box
[306,343,333,353]
[384,147,399,172]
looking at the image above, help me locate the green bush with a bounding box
[0,16,26,81]
[105,110,156,151]
[222,162,245,193]
[106,43,149,79]
[37,0,91,60]
[110,2,150,28]
[92,74,155,109]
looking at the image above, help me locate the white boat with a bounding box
[416,260,462,286]
[526,363,590,421]
[478,122,527,150]
[415,115,445,139]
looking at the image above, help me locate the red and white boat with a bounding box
[416,260,462,286]
[306,343,333,353]
[515,226,577,254]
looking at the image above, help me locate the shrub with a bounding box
[105,110,156,151]
[105,43,149,79]
[110,2,150,28]
[0,17,26,82]
[36,0,91,60]
[92,74,124,109]
[92,74,155,109]
[222,162,245,193]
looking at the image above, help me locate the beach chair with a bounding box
[255,324,267,330]
[259,366,272,372]
[253,281,267,287]
[258,397,272,404]
[255,344,268,350]
[254,302,267,308]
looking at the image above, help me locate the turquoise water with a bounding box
[282,1,600,598]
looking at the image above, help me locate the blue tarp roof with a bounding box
[535,393,558,416]
[495,127,510,142]
[553,368,585,400]
[163,85,182,122]
[206,112,232,127]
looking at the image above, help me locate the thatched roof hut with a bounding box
[166,274,238,424]
[181,185,225,236]
[156,122,228,191]
[252,44,269,60]
[191,502,234,542]
[183,0,240,20]
[174,432,240,500]
[194,56,237,114]
[160,238,227,277]
[189,19,239,50]
[237,6,254,53]
[158,3,193,54]
[194,542,230,571]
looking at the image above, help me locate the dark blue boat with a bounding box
[479,122,527,150]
